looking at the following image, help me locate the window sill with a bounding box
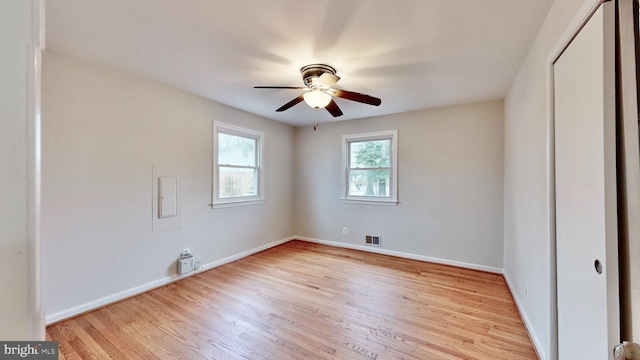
[340,198,398,206]
[210,199,264,209]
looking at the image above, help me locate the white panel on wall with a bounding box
[158,177,177,218]
[152,165,182,232]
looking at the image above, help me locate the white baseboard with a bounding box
[301,236,543,357]
[46,273,181,324]
[45,236,295,325]
[294,236,503,274]
[46,235,504,325]
[503,272,546,360]
[199,236,294,272]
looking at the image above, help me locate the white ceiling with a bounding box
[45,0,553,127]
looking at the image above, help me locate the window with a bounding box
[212,122,264,208]
[342,130,398,205]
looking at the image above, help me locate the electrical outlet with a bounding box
[342,227,348,235]
[183,247,190,255]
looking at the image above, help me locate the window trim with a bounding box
[341,129,398,206]
[211,122,264,209]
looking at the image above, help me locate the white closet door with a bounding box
[554,2,619,359]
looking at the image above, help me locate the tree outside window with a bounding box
[212,122,264,208]
[349,139,390,197]
[342,130,397,205]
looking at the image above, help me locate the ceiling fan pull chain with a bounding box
[313,108,318,131]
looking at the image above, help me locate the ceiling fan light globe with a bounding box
[303,91,332,109]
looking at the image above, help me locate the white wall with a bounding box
[294,101,505,271]
[503,0,596,358]
[0,0,44,339]
[41,52,295,322]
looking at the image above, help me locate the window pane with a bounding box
[349,139,390,168]
[219,167,257,198]
[348,169,390,197]
[218,132,256,166]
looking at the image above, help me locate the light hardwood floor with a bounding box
[47,240,538,359]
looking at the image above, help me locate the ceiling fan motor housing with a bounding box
[301,64,336,88]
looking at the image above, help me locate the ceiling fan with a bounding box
[254,64,382,119]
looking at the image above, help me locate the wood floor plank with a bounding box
[46,326,83,360]
[91,306,165,359]
[47,240,538,359]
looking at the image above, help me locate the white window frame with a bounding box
[211,122,264,208]
[341,129,398,206]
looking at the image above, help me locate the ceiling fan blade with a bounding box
[254,86,307,89]
[276,94,305,112]
[330,89,381,106]
[325,100,343,117]
[318,73,340,87]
